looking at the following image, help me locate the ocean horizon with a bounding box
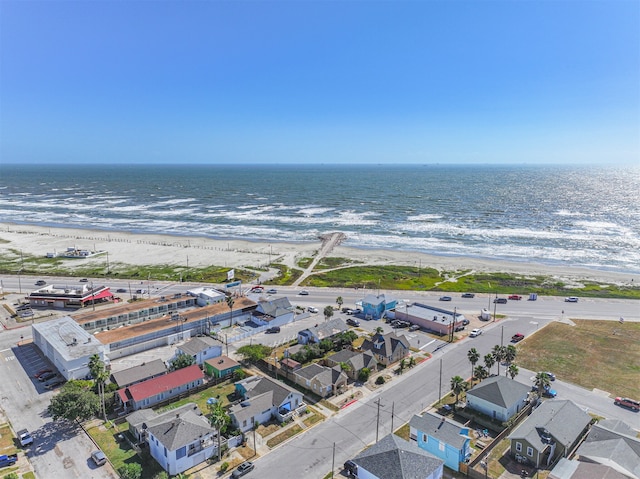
[1,163,639,274]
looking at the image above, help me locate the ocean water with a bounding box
[0,163,639,274]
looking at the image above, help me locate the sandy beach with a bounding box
[0,222,634,286]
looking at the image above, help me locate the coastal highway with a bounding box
[3,275,639,322]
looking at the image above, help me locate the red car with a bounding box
[508,295,522,300]
[511,333,525,343]
[34,368,52,378]
[614,397,640,411]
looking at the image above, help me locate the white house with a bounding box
[186,287,226,307]
[251,297,295,327]
[144,403,218,475]
[31,316,106,380]
[175,336,222,366]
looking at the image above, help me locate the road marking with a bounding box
[5,356,15,361]
[419,339,435,350]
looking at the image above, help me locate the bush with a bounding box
[4,473,19,479]
[375,376,386,385]
[118,463,142,479]
[220,462,229,473]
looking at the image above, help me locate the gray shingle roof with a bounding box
[348,352,377,371]
[508,400,591,452]
[409,412,470,449]
[111,359,167,388]
[306,318,349,341]
[147,408,214,451]
[238,375,300,407]
[178,336,218,356]
[256,297,293,318]
[361,332,409,358]
[230,391,274,426]
[550,458,632,479]
[296,363,347,387]
[327,349,359,364]
[352,433,443,479]
[576,422,640,478]
[466,375,531,408]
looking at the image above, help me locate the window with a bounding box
[164,447,167,457]
[422,434,427,442]
[176,446,186,459]
[515,442,522,452]
[439,441,445,452]
[527,446,533,457]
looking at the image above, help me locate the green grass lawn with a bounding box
[516,320,640,398]
[87,421,163,479]
[155,379,237,414]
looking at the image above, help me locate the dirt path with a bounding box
[292,232,346,287]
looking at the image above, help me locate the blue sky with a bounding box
[1,1,638,165]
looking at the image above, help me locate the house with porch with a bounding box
[508,400,591,469]
[230,375,304,433]
[465,376,531,423]
[292,363,348,398]
[409,412,472,472]
[145,404,218,475]
[347,433,444,479]
[325,349,378,381]
[116,364,204,412]
[360,331,410,367]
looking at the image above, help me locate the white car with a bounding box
[307,306,318,313]
[469,329,483,337]
[565,296,579,302]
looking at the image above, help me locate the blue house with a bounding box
[409,412,471,472]
[361,294,397,320]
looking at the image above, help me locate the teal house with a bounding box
[361,294,397,320]
[409,412,471,472]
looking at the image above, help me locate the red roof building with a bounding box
[117,364,204,411]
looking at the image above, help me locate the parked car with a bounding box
[344,460,358,478]
[542,385,557,398]
[408,324,420,331]
[0,454,17,467]
[461,318,470,326]
[341,307,351,313]
[45,378,65,390]
[38,372,57,382]
[266,288,277,294]
[91,450,107,466]
[17,429,33,447]
[470,329,483,337]
[542,372,556,381]
[511,333,525,342]
[346,318,360,327]
[347,308,361,315]
[614,397,640,411]
[265,326,281,334]
[298,290,309,295]
[232,461,254,478]
[508,294,522,300]
[34,368,52,378]
[439,296,452,301]
[565,296,579,302]
[461,293,475,298]
[494,297,507,304]
[391,320,410,328]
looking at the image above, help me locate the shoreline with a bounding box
[0,222,636,286]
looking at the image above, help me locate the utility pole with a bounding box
[493,293,497,322]
[438,359,442,404]
[331,442,335,478]
[375,398,383,443]
[391,402,395,433]
[501,325,504,347]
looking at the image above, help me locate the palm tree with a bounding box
[336,296,343,311]
[208,400,227,462]
[503,345,517,373]
[399,358,407,374]
[534,372,551,396]
[467,348,480,384]
[492,345,505,376]
[450,375,467,407]
[374,326,384,334]
[323,305,334,321]
[88,354,107,421]
[507,364,519,379]
[474,365,488,382]
[484,353,495,376]
[226,295,235,327]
